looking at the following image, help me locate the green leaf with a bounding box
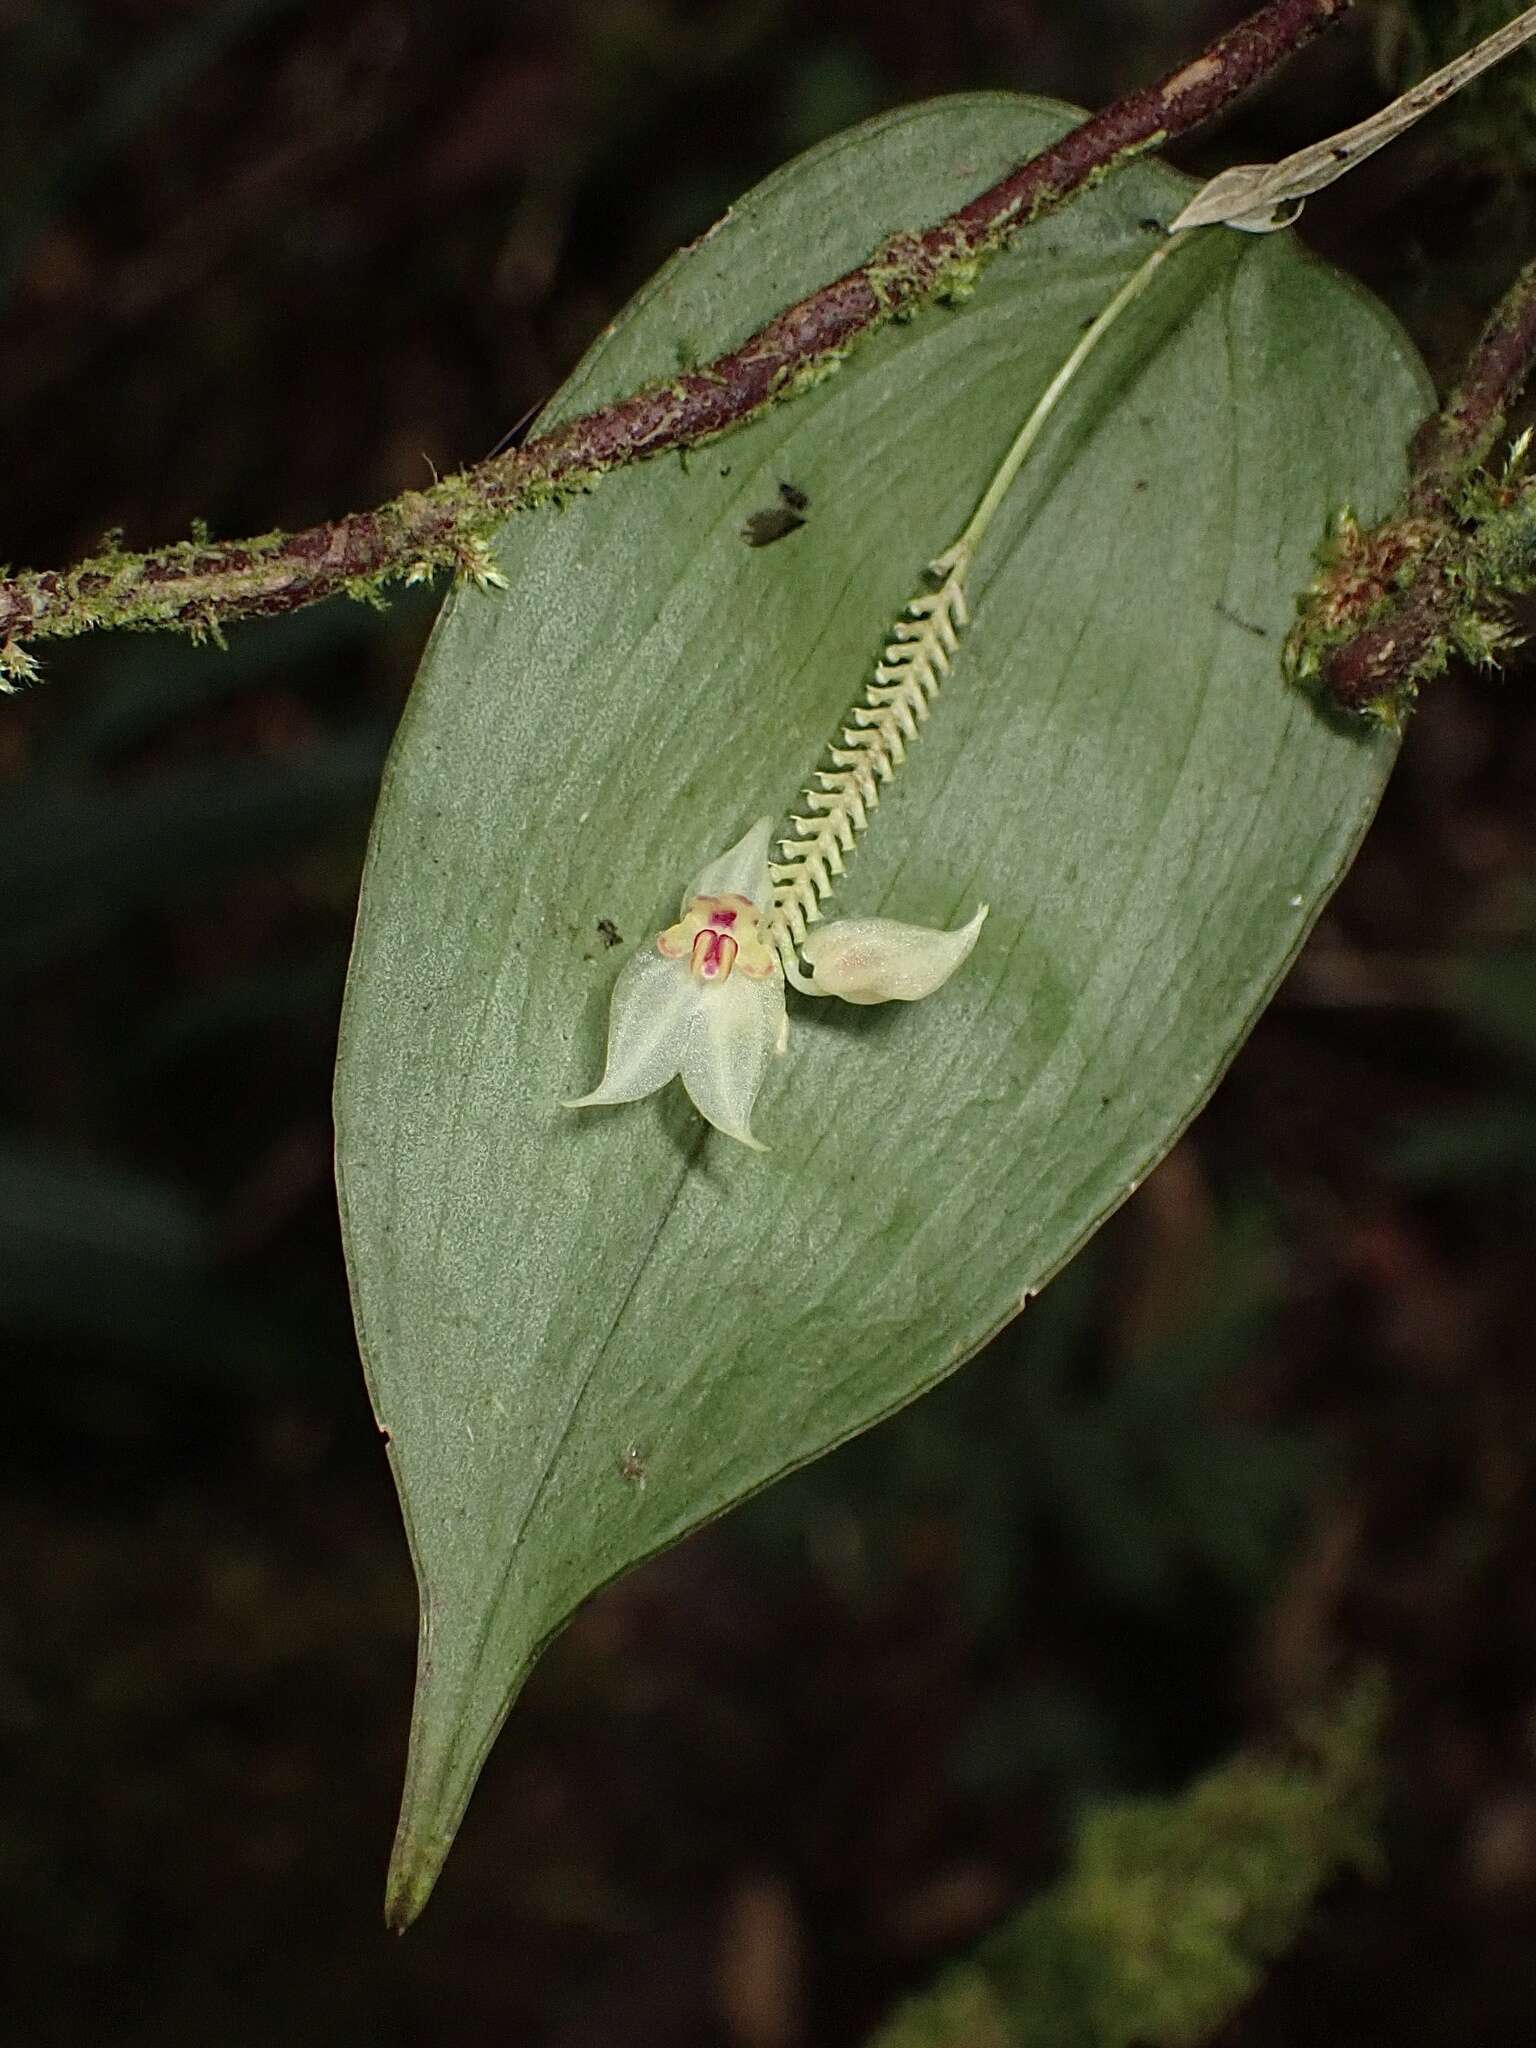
[334,93,1430,1925]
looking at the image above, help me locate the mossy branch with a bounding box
[0,0,1354,688]
[866,1677,1386,2048]
[1289,254,1536,722]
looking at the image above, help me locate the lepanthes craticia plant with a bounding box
[565,237,1189,1149]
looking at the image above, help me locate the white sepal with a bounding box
[687,816,774,908]
[562,947,698,1109]
[676,970,782,1151]
[800,904,988,1005]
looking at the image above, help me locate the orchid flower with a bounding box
[564,818,987,1150]
[564,819,786,1151]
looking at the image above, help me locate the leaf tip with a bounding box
[383,1843,442,1935]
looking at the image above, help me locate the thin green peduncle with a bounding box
[948,236,1178,574]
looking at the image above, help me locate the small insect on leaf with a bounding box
[742,505,808,547]
[743,479,812,547]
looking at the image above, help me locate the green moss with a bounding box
[0,641,41,689]
[865,230,925,313]
[1286,444,1536,723]
[767,348,846,400]
[341,575,395,611]
[934,256,984,305]
[870,1679,1386,2048]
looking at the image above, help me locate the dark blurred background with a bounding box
[2,2,1535,2042]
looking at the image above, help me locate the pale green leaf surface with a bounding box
[334,94,1430,1925]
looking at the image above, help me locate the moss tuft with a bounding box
[1286,441,1536,722]
[870,1678,1386,2048]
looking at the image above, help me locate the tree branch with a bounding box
[0,0,1354,685]
[1409,256,1536,512]
[1289,255,1536,720]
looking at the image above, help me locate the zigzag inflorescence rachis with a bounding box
[765,541,972,992]
[764,235,1176,995]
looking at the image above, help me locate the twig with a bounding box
[0,0,1353,684]
[1289,256,1536,720]
[1409,256,1536,510]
